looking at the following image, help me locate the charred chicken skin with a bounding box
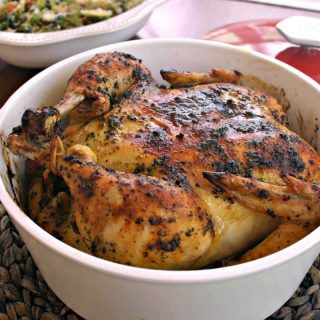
[7,52,320,270]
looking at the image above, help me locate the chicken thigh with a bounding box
[7,52,320,269]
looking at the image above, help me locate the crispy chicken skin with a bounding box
[7,52,320,269]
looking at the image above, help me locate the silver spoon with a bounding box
[276,16,320,48]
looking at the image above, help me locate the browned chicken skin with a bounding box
[7,52,320,269]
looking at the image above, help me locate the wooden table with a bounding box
[0,60,39,107]
[0,0,319,106]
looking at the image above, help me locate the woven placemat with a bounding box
[0,204,81,320]
[0,203,319,320]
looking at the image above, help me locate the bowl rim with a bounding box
[1,38,320,284]
[0,0,167,46]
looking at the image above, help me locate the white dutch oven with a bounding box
[0,39,320,320]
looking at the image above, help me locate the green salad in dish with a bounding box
[0,0,143,32]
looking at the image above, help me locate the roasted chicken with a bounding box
[6,52,320,270]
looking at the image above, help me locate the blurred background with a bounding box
[138,0,320,84]
[139,0,320,38]
[1,0,319,105]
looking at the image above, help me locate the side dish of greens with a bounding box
[0,0,143,32]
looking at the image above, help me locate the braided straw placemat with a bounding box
[0,203,319,320]
[0,204,81,320]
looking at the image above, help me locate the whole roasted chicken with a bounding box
[7,52,320,270]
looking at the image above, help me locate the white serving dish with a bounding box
[1,38,320,320]
[0,0,166,68]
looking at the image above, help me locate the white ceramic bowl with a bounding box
[0,0,166,68]
[1,39,320,320]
